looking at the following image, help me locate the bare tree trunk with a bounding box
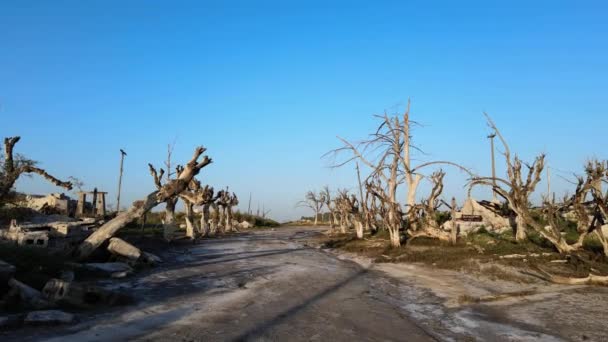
[354,217,364,239]
[218,205,225,234]
[389,226,401,247]
[339,214,347,234]
[225,206,233,232]
[515,215,527,242]
[200,204,210,237]
[185,202,196,239]
[314,212,319,226]
[209,203,219,236]
[163,198,178,241]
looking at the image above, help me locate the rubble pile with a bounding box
[0,191,164,329]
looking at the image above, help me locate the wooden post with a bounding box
[116,149,127,212]
[92,188,98,216]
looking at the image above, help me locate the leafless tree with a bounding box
[320,186,337,229]
[336,192,364,238]
[223,191,239,232]
[407,170,455,243]
[540,161,608,256]
[470,114,544,242]
[1,136,72,205]
[328,101,469,247]
[148,163,180,241]
[298,190,326,225]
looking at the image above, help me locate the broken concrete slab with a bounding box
[43,279,133,308]
[451,198,511,235]
[239,221,252,229]
[24,310,75,325]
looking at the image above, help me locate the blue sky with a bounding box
[1,1,607,221]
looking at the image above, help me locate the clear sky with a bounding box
[1,1,607,221]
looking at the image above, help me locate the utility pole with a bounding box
[487,134,497,202]
[247,192,252,215]
[116,149,127,212]
[547,166,551,197]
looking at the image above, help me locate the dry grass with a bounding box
[316,229,608,282]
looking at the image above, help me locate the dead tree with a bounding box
[321,186,337,229]
[209,202,220,236]
[560,161,608,256]
[469,116,608,254]
[364,185,380,233]
[586,162,608,256]
[76,146,212,260]
[334,190,353,234]
[328,101,469,247]
[148,164,179,241]
[185,181,216,237]
[470,114,545,242]
[180,178,204,239]
[407,170,454,243]
[215,190,229,233]
[298,190,325,225]
[224,192,239,232]
[1,136,72,205]
[337,193,364,238]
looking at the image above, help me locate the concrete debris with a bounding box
[23,193,72,216]
[24,310,75,325]
[43,278,132,309]
[442,197,511,236]
[76,190,107,218]
[0,216,96,250]
[8,278,52,310]
[238,221,252,229]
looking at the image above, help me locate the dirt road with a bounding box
[12,226,565,341]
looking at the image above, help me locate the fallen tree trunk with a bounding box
[535,267,608,286]
[75,192,158,260]
[75,146,212,260]
[108,237,141,261]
